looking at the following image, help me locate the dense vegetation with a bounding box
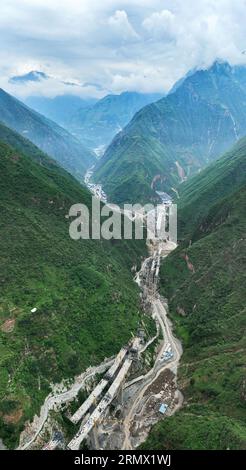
[0,88,95,178]
[0,128,148,448]
[94,61,246,205]
[178,136,246,237]
[25,94,96,128]
[141,139,246,449]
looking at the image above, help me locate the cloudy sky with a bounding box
[1,0,246,98]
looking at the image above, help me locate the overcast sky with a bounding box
[1,0,246,98]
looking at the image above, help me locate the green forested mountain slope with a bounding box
[178,136,246,237]
[25,94,97,128]
[0,122,68,173]
[0,127,147,448]
[94,62,246,205]
[0,88,95,178]
[141,140,246,450]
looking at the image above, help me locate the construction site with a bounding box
[17,233,182,451]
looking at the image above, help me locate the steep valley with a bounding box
[141,139,246,449]
[0,126,148,448]
[94,62,246,205]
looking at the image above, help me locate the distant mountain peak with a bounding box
[209,59,232,74]
[94,59,246,205]
[169,60,234,95]
[9,70,48,84]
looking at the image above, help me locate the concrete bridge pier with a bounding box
[118,380,124,406]
[90,421,100,449]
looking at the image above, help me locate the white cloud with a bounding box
[0,0,246,98]
[142,9,176,41]
[108,10,139,42]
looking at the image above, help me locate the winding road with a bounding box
[18,359,113,450]
[122,242,182,450]
[18,173,182,450]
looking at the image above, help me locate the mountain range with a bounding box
[24,94,97,128]
[67,91,163,153]
[94,61,246,204]
[0,88,95,178]
[9,71,49,84]
[0,122,149,448]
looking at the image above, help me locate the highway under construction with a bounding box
[18,179,182,451]
[67,338,141,450]
[19,237,182,451]
[65,238,182,451]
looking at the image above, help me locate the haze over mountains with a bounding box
[94,61,246,204]
[24,91,163,154]
[67,91,163,153]
[0,83,163,180]
[0,122,148,448]
[0,88,95,179]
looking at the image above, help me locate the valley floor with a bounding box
[17,236,183,451]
